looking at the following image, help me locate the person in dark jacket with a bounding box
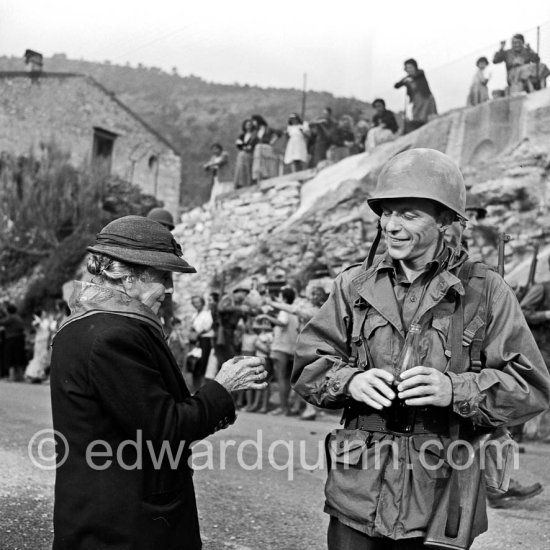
[395,58,437,134]
[366,98,399,151]
[0,302,26,381]
[372,98,399,134]
[309,107,336,167]
[50,216,267,550]
[493,34,548,93]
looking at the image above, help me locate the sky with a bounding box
[1,0,550,113]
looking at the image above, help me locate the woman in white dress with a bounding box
[283,113,310,172]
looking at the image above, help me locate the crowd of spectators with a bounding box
[168,275,329,421]
[0,300,68,383]
[223,104,400,190]
[467,34,549,106]
[199,31,549,196]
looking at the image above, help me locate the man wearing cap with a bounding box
[292,149,550,549]
[50,216,267,550]
[147,207,177,330]
[147,207,176,231]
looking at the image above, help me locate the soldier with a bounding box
[451,195,545,507]
[463,196,545,507]
[146,207,175,231]
[520,258,550,368]
[519,256,550,442]
[292,148,550,549]
[147,207,176,330]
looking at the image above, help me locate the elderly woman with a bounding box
[50,216,266,550]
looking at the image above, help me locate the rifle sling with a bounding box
[445,261,469,537]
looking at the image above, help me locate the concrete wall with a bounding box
[0,72,181,215]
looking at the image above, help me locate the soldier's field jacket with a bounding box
[292,248,550,540]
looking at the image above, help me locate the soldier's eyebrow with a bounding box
[383,204,423,215]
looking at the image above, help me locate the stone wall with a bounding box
[172,173,306,312]
[0,72,181,215]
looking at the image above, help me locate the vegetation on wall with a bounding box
[0,144,161,314]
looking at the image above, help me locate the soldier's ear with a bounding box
[437,210,454,232]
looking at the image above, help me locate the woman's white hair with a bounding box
[87,253,147,284]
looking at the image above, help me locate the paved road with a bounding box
[1,381,549,549]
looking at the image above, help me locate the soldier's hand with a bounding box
[397,366,452,407]
[347,369,395,410]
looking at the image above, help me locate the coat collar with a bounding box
[56,281,165,339]
[351,245,467,336]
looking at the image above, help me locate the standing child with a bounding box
[245,317,273,413]
[467,56,491,106]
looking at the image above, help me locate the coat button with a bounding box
[410,295,417,302]
[458,402,470,414]
[333,382,340,391]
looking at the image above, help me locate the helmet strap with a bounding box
[367,220,382,269]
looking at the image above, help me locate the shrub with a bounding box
[0,145,161,314]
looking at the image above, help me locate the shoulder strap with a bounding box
[350,297,370,370]
[450,260,491,374]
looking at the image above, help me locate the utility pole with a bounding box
[536,26,541,85]
[301,73,307,120]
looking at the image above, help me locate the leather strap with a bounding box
[345,408,450,436]
[366,221,382,269]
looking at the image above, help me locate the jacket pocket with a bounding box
[363,312,392,363]
[364,312,389,339]
[327,429,369,468]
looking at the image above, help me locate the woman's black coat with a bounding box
[50,313,235,550]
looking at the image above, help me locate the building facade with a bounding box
[0,71,181,215]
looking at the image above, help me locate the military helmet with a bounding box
[367,148,467,220]
[147,207,175,231]
[465,193,487,219]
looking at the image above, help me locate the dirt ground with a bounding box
[1,381,549,550]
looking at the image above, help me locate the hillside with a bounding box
[0,54,373,207]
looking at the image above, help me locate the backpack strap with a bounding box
[450,260,491,375]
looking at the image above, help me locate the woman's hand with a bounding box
[215,356,268,392]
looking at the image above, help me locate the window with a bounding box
[92,127,117,175]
